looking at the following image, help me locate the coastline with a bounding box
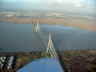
[0,16,96,31]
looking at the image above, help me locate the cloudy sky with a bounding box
[0,0,96,15]
[0,0,95,8]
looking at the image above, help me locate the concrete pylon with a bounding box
[46,33,58,58]
[32,21,40,32]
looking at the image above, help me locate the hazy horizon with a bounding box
[0,0,96,17]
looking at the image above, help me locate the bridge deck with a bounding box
[18,58,64,72]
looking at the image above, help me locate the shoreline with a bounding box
[0,16,96,31]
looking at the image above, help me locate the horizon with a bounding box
[0,0,96,16]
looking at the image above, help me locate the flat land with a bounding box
[0,16,96,31]
[0,50,96,72]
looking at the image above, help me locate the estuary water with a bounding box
[0,22,96,52]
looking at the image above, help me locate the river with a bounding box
[0,22,96,52]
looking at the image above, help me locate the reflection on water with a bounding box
[0,22,96,52]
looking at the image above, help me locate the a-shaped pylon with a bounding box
[46,33,58,58]
[32,21,40,32]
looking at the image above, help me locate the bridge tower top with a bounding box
[32,21,40,32]
[46,33,58,58]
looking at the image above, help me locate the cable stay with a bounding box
[46,33,58,58]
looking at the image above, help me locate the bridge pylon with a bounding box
[32,21,40,32]
[46,33,58,58]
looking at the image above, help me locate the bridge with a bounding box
[31,21,66,72]
[0,22,65,72]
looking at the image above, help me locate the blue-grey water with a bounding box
[0,22,96,52]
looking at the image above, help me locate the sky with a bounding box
[1,0,95,7]
[0,0,96,16]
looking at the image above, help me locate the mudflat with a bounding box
[0,16,96,31]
